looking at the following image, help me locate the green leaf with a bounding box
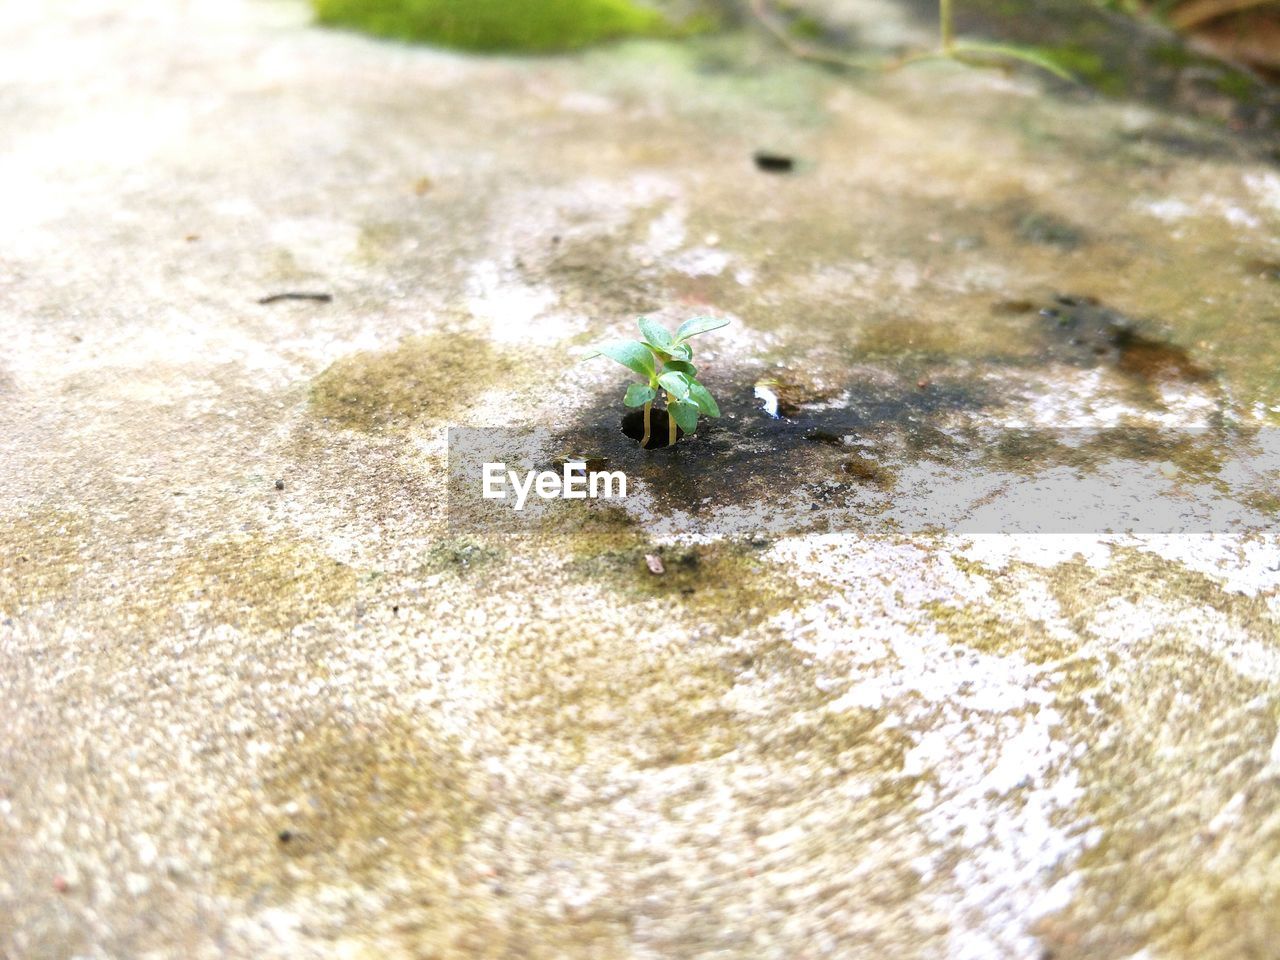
[687,381,720,417]
[658,371,691,399]
[668,342,693,361]
[624,383,657,407]
[674,316,729,342]
[951,42,1077,82]
[662,359,697,377]
[637,317,675,352]
[669,399,700,433]
[592,339,656,379]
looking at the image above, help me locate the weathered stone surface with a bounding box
[1,2,1278,958]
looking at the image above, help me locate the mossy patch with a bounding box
[311,0,676,52]
[927,598,1080,664]
[309,334,520,433]
[217,712,479,901]
[1033,640,1280,960]
[925,547,1280,959]
[0,509,88,617]
[502,638,749,768]
[1035,44,1125,96]
[421,536,503,576]
[1045,547,1279,639]
[566,539,802,624]
[163,535,359,633]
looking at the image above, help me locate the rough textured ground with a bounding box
[2,1,1279,958]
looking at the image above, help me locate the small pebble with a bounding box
[274,479,285,491]
[645,554,665,575]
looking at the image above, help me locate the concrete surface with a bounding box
[2,2,1279,958]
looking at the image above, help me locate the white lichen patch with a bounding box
[767,534,1092,958]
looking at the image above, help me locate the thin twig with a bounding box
[747,0,876,71]
[256,292,333,305]
[750,0,1073,81]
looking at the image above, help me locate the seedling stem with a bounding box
[583,316,730,449]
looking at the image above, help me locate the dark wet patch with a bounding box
[1037,294,1211,385]
[1013,210,1086,251]
[535,299,1235,533]
[621,406,686,448]
[543,362,992,526]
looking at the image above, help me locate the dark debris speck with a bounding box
[753,151,795,173]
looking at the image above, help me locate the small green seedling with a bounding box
[584,316,729,448]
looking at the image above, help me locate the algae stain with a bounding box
[163,535,358,632]
[310,0,680,52]
[1046,547,1278,640]
[566,538,800,623]
[488,535,831,771]
[1033,641,1279,960]
[217,713,479,900]
[0,509,88,617]
[931,547,1280,960]
[309,334,519,434]
[927,599,1079,664]
[506,641,747,768]
[421,536,503,577]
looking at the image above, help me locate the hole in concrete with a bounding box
[621,408,686,449]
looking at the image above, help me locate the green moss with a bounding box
[1214,70,1256,103]
[422,536,502,576]
[0,509,87,617]
[787,14,825,41]
[1035,45,1125,96]
[163,535,359,632]
[1035,638,1280,960]
[566,539,802,625]
[217,713,479,898]
[1151,42,1196,71]
[309,333,522,433]
[311,0,675,52]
